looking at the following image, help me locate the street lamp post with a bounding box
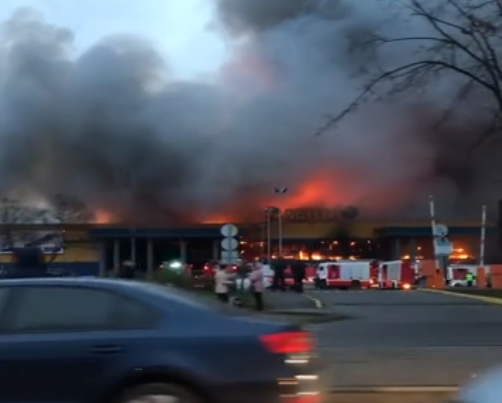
[260,222,266,256]
[274,187,288,258]
[265,208,272,263]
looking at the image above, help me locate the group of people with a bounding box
[270,258,308,292]
[272,259,329,291]
[214,262,264,311]
[212,258,332,310]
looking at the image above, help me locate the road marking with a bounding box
[420,288,502,304]
[304,293,323,308]
[330,386,459,393]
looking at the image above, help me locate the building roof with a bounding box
[0,222,494,239]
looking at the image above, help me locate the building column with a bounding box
[113,239,120,272]
[409,238,417,260]
[212,239,219,261]
[392,238,402,260]
[130,237,137,262]
[180,240,187,264]
[146,238,154,280]
[99,241,106,277]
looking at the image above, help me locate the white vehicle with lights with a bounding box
[447,264,478,287]
[318,260,379,289]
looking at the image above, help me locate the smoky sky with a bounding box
[0,1,500,224]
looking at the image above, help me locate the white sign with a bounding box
[220,224,238,237]
[0,232,64,254]
[433,224,448,237]
[221,237,238,251]
[434,239,453,256]
[220,250,240,264]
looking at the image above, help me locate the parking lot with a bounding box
[307,289,502,387]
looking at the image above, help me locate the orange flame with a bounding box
[94,210,114,224]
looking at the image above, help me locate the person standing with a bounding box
[249,263,265,311]
[236,261,249,292]
[292,260,306,293]
[119,260,136,279]
[272,258,287,291]
[214,265,231,302]
[316,265,328,290]
[465,271,475,287]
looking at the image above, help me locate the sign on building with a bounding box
[0,199,64,254]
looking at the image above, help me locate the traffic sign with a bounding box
[433,224,448,237]
[221,237,238,251]
[220,250,240,264]
[220,224,238,237]
[434,239,453,256]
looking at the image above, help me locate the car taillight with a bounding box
[260,331,314,354]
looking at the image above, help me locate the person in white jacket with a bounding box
[214,265,232,302]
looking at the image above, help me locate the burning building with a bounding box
[0,2,501,273]
[0,198,491,275]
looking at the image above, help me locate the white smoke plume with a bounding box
[0,1,500,224]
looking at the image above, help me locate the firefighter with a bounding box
[466,272,475,287]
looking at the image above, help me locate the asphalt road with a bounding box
[324,391,456,403]
[306,289,502,388]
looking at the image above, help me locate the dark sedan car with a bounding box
[0,278,323,403]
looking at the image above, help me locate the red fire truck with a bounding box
[377,260,415,290]
[317,260,380,289]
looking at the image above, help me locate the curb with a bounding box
[304,293,324,308]
[419,288,502,305]
[330,386,459,393]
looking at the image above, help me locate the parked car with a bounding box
[0,278,323,403]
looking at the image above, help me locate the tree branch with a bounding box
[443,0,502,87]
[411,0,501,96]
[317,58,498,135]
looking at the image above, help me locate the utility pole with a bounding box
[274,187,288,257]
[265,207,272,263]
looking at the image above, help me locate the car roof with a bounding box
[0,278,228,313]
[0,277,132,288]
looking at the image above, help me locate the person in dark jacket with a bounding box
[291,260,306,293]
[119,260,136,279]
[272,258,287,291]
[3,247,49,278]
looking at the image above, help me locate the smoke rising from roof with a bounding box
[0,2,499,224]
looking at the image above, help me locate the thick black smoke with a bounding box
[0,2,500,224]
[215,0,502,219]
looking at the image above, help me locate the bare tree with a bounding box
[51,193,95,224]
[319,0,502,148]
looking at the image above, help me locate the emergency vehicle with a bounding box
[447,264,478,287]
[262,262,317,288]
[377,260,415,290]
[262,265,296,289]
[318,260,379,289]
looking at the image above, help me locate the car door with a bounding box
[0,285,158,403]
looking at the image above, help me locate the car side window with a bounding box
[0,288,11,321]
[4,286,157,333]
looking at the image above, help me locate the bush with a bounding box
[153,269,190,287]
